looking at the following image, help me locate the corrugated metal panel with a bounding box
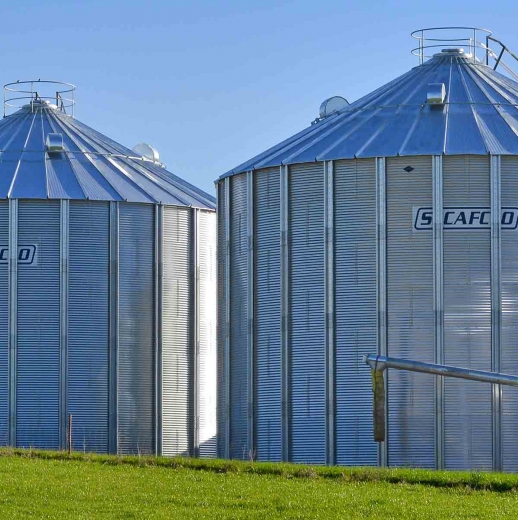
[17,201,60,448]
[334,159,377,466]
[68,201,109,452]
[500,156,518,472]
[162,206,193,456]
[198,210,217,458]
[0,201,8,445]
[118,203,155,454]
[217,182,227,458]
[229,173,248,459]
[443,156,492,471]
[387,156,435,468]
[0,107,216,208]
[253,167,282,461]
[221,54,518,178]
[289,163,325,464]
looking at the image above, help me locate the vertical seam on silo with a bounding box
[8,199,18,447]
[324,161,335,466]
[59,200,69,451]
[155,205,163,456]
[193,207,200,457]
[224,177,231,460]
[433,155,444,470]
[491,155,502,472]
[376,157,387,467]
[246,171,254,459]
[280,165,289,462]
[109,201,119,454]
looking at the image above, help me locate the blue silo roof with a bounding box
[0,103,215,209]
[220,50,518,179]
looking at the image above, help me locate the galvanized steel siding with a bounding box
[387,157,435,468]
[0,202,8,445]
[68,201,109,452]
[198,210,217,457]
[230,174,248,459]
[289,163,325,464]
[118,203,155,454]
[217,182,228,457]
[162,206,193,456]
[443,156,492,471]
[334,159,377,466]
[499,156,518,472]
[253,168,282,461]
[17,201,60,448]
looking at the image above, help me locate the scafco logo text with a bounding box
[0,245,37,265]
[414,208,518,230]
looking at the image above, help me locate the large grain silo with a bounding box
[0,80,216,457]
[216,27,518,471]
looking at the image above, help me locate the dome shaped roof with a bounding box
[221,49,518,179]
[0,103,215,209]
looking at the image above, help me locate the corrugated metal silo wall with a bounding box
[217,182,228,458]
[118,203,155,455]
[334,159,377,466]
[289,164,326,464]
[386,157,435,468]
[68,201,109,452]
[502,156,518,473]
[162,206,193,456]
[17,201,60,449]
[199,210,217,458]
[229,175,248,460]
[0,201,7,446]
[443,156,492,471]
[219,154,518,470]
[254,168,281,462]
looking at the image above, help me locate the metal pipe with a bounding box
[364,354,518,387]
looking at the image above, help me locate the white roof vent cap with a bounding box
[427,83,446,105]
[132,142,164,167]
[319,96,349,119]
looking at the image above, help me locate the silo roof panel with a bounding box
[0,107,215,208]
[221,54,518,179]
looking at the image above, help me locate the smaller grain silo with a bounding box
[0,80,216,457]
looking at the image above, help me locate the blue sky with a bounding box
[2,0,518,194]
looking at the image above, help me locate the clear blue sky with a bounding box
[2,0,518,194]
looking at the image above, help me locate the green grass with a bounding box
[0,450,518,518]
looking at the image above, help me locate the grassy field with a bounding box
[0,450,518,518]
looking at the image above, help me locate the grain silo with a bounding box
[0,80,216,457]
[216,27,518,471]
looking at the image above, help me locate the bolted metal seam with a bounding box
[376,157,388,467]
[193,207,201,457]
[246,171,254,459]
[433,155,444,470]
[155,205,164,456]
[108,202,119,454]
[490,154,502,472]
[8,199,17,447]
[224,177,231,460]
[280,165,290,462]
[324,161,335,466]
[59,200,69,451]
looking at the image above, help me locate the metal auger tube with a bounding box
[364,354,518,444]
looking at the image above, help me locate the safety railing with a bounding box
[3,80,76,117]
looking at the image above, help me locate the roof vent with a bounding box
[46,133,64,152]
[319,96,350,119]
[132,142,165,168]
[427,83,446,104]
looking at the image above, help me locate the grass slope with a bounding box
[0,450,517,518]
